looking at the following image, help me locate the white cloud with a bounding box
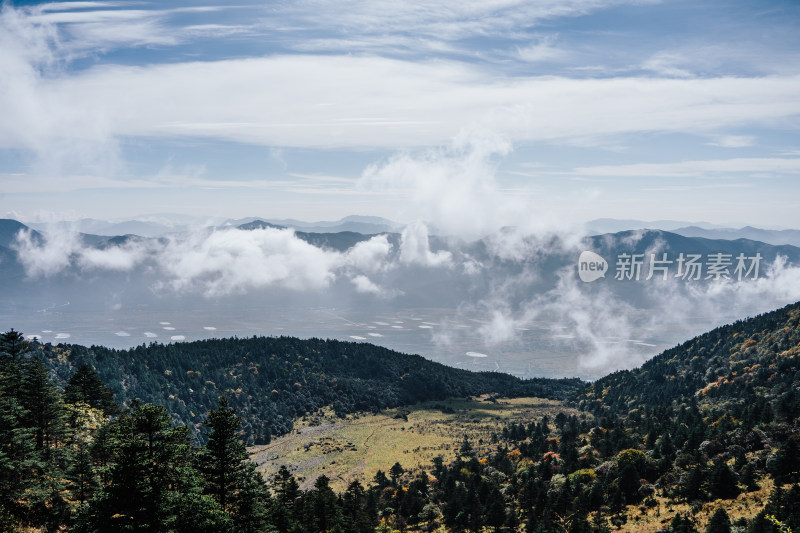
[573,157,800,178]
[78,239,150,270]
[12,226,81,278]
[274,0,645,41]
[362,131,520,238]
[641,51,693,78]
[25,61,799,152]
[344,234,394,273]
[4,0,800,165]
[706,135,756,148]
[9,224,413,298]
[350,274,387,296]
[516,35,567,62]
[156,227,340,295]
[477,309,520,345]
[399,222,453,268]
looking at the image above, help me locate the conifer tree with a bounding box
[0,329,28,359]
[79,402,228,532]
[64,365,119,415]
[198,396,270,533]
[705,508,731,533]
[0,359,36,530]
[670,513,698,533]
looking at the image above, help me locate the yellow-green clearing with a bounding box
[249,395,582,491]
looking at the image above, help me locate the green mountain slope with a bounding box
[31,336,583,444]
[577,300,800,428]
[4,301,800,532]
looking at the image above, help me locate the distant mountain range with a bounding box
[586,218,800,246]
[21,215,800,246]
[670,225,800,247]
[585,218,729,233]
[3,215,800,312]
[25,214,402,237]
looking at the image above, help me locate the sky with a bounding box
[1,0,800,229]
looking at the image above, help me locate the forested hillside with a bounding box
[2,301,799,532]
[354,302,800,532]
[578,300,800,424]
[31,336,583,444]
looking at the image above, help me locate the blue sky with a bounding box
[1,0,799,230]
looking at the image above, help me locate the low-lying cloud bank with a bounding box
[12,224,407,298]
[11,219,800,377]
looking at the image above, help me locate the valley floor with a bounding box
[250,395,581,491]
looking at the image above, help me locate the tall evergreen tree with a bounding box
[708,461,740,500]
[79,402,228,532]
[304,475,341,533]
[670,513,698,533]
[705,508,732,533]
[341,481,374,533]
[17,358,72,530]
[198,396,270,533]
[64,365,119,415]
[0,359,36,530]
[389,462,404,486]
[0,329,28,360]
[271,465,300,532]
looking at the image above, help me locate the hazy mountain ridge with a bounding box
[589,229,800,266]
[673,225,800,247]
[22,214,402,238]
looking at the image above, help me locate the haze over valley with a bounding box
[4,216,800,380]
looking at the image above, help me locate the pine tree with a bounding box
[0,359,36,530]
[17,358,72,529]
[20,358,69,453]
[373,469,390,489]
[0,329,28,360]
[304,475,341,532]
[484,486,507,532]
[270,464,300,532]
[342,481,374,533]
[708,461,740,500]
[198,396,270,533]
[64,365,119,415]
[389,462,404,486]
[670,513,698,533]
[80,402,229,532]
[769,434,800,484]
[459,435,475,458]
[705,508,731,533]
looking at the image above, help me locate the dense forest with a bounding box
[30,336,583,445]
[1,301,799,532]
